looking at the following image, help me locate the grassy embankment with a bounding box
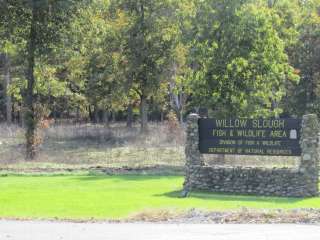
[0,174,320,220]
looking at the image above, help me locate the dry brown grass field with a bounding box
[0,122,299,171]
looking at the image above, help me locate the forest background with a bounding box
[0,0,319,160]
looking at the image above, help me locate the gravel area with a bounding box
[127,208,320,224]
[2,208,320,224]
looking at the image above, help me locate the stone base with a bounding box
[187,166,319,197]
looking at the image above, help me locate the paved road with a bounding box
[0,221,320,240]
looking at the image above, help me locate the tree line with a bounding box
[0,0,319,159]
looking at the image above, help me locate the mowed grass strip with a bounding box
[0,175,320,220]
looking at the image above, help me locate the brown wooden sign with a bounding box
[199,118,302,156]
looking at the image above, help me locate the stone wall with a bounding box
[183,114,320,197]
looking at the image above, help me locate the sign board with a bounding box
[199,118,302,156]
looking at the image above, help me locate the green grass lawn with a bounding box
[0,174,320,220]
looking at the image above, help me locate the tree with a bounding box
[1,0,83,159]
[283,0,320,116]
[62,0,129,124]
[3,53,12,123]
[169,43,193,124]
[0,6,20,124]
[189,0,299,118]
[0,51,13,124]
[115,0,181,132]
[167,1,197,124]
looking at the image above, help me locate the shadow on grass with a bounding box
[157,190,307,204]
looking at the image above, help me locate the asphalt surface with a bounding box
[0,221,320,240]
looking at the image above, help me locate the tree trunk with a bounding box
[140,95,148,132]
[19,103,25,127]
[25,1,38,160]
[52,103,57,120]
[160,111,164,122]
[179,107,184,124]
[88,105,93,122]
[93,106,99,123]
[112,111,116,123]
[76,106,80,122]
[102,110,109,127]
[3,54,12,124]
[127,104,133,128]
